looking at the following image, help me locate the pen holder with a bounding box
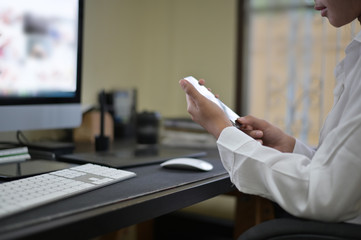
[136,111,160,145]
[95,135,109,151]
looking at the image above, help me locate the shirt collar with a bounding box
[345,30,361,54]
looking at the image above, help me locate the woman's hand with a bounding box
[179,79,232,139]
[237,115,296,153]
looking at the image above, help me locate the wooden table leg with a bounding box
[230,191,274,239]
[136,219,154,240]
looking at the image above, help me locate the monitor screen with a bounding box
[0,0,83,131]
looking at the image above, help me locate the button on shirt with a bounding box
[217,31,361,224]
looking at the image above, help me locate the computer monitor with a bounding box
[0,0,83,132]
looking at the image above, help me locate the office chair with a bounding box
[238,218,361,240]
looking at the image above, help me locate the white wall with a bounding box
[82,0,237,118]
[0,0,237,141]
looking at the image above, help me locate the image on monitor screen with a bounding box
[0,0,83,132]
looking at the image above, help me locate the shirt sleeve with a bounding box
[216,116,361,222]
[293,138,316,159]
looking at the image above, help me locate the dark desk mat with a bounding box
[0,155,231,234]
[60,147,207,168]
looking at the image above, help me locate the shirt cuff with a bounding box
[217,126,254,150]
[293,139,316,159]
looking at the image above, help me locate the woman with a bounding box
[179,0,361,223]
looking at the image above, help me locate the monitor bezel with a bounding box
[0,0,84,107]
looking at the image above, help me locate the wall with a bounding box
[0,0,237,141]
[82,0,237,118]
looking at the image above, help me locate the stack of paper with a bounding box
[0,146,31,164]
[161,118,217,148]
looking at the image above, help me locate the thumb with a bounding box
[179,79,203,99]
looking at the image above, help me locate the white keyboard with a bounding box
[0,163,136,219]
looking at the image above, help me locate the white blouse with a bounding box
[217,31,361,224]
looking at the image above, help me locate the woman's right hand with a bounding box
[237,115,296,153]
[179,79,232,139]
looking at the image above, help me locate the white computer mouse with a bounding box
[160,158,213,172]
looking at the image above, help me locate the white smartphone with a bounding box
[183,76,240,126]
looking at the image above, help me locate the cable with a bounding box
[16,130,30,146]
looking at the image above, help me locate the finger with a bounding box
[185,94,198,116]
[237,115,266,130]
[197,79,215,94]
[242,129,264,144]
[235,119,247,129]
[249,130,263,139]
[238,123,254,131]
[241,128,262,136]
[242,128,263,141]
[185,92,195,109]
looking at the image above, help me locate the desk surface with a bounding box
[0,148,234,240]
